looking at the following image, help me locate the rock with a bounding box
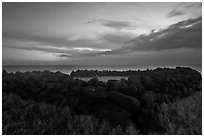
[109,91,140,113]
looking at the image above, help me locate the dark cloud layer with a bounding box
[183,3,202,9]
[87,19,137,30]
[167,10,185,17]
[101,20,136,30]
[127,16,202,50]
[167,3,201,18]
[94,16,202,56]
[57,54,72,58]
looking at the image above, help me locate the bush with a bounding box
[2,93,140,135]
[158,92,202,135]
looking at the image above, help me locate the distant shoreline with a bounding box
[2,64,202,75]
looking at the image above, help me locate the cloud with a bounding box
[89,16,202,56]
[126,16,202,50]
[197,3,202,8]
[167,10,185,17]
[86,19,137,30]
[55,53,72,58]
[101,20,136,30]
[3,19,134,57]
[100,32,134,45]
[3,31,80,48]
[3,28,118,55]
[167,2,201,18]
[183,3,202,9]
[4,42,112,59]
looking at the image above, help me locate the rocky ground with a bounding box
[2,67,202,134]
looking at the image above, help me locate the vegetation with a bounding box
[3,92,201,135]
[2,67,202,134]
[158,92,202,135]
[3,93,139,135]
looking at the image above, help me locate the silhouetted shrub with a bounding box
[2,93,140,135]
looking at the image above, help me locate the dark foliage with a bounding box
[2,67,202,134]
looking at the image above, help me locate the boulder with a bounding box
[109,91,140,113]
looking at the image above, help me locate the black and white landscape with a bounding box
[2,2,202,135]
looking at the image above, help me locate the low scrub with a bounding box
[2,93,139,135]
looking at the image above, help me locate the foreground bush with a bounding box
[158,92,202,135]
[3,92,201,135]
[2,93,139,135]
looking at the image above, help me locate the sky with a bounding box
[2,2,202,65]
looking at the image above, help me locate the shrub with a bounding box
[2,93,140,135]
[157,92,202,135]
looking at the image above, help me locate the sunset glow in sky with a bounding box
[2,2,202,65]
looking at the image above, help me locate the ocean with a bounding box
[2,64,202,74]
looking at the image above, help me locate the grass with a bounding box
[2,91,202,134]
[158,92,202,135]
[2,92,139,135]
